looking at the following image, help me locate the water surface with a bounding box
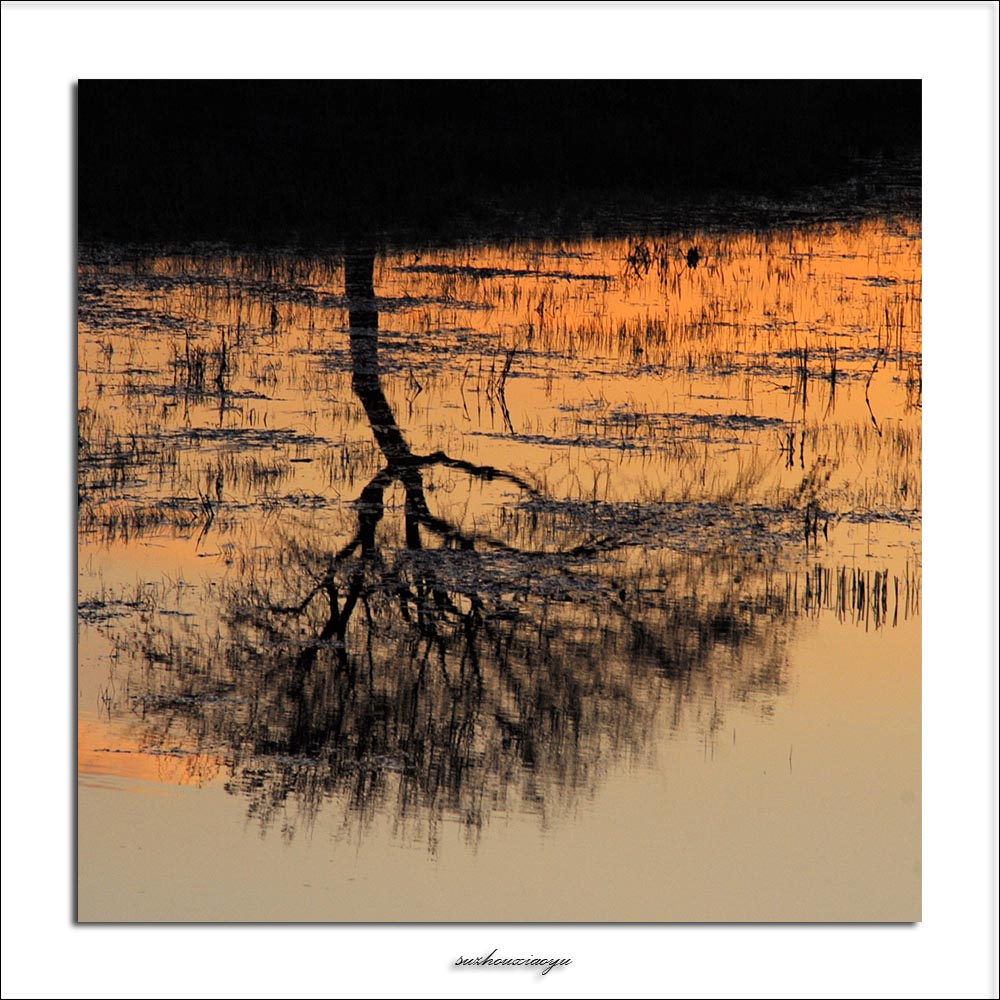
[77,218,921,921]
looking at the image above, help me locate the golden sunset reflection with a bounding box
[78,218,920,920]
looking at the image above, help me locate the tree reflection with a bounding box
[112,250,793,848]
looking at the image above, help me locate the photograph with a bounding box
[76,78,922,923]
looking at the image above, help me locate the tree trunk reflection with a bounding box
[112,249,793,845]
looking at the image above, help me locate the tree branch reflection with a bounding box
[112,250,793,848]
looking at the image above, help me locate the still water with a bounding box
[78,218,920,921]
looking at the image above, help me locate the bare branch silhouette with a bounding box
[104,249,800,848]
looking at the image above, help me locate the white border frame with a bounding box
[2,3,997,998]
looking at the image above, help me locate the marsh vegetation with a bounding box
[79,217,921,853]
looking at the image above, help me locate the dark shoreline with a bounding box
[77,152,921,264]
[79,80,921,246]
